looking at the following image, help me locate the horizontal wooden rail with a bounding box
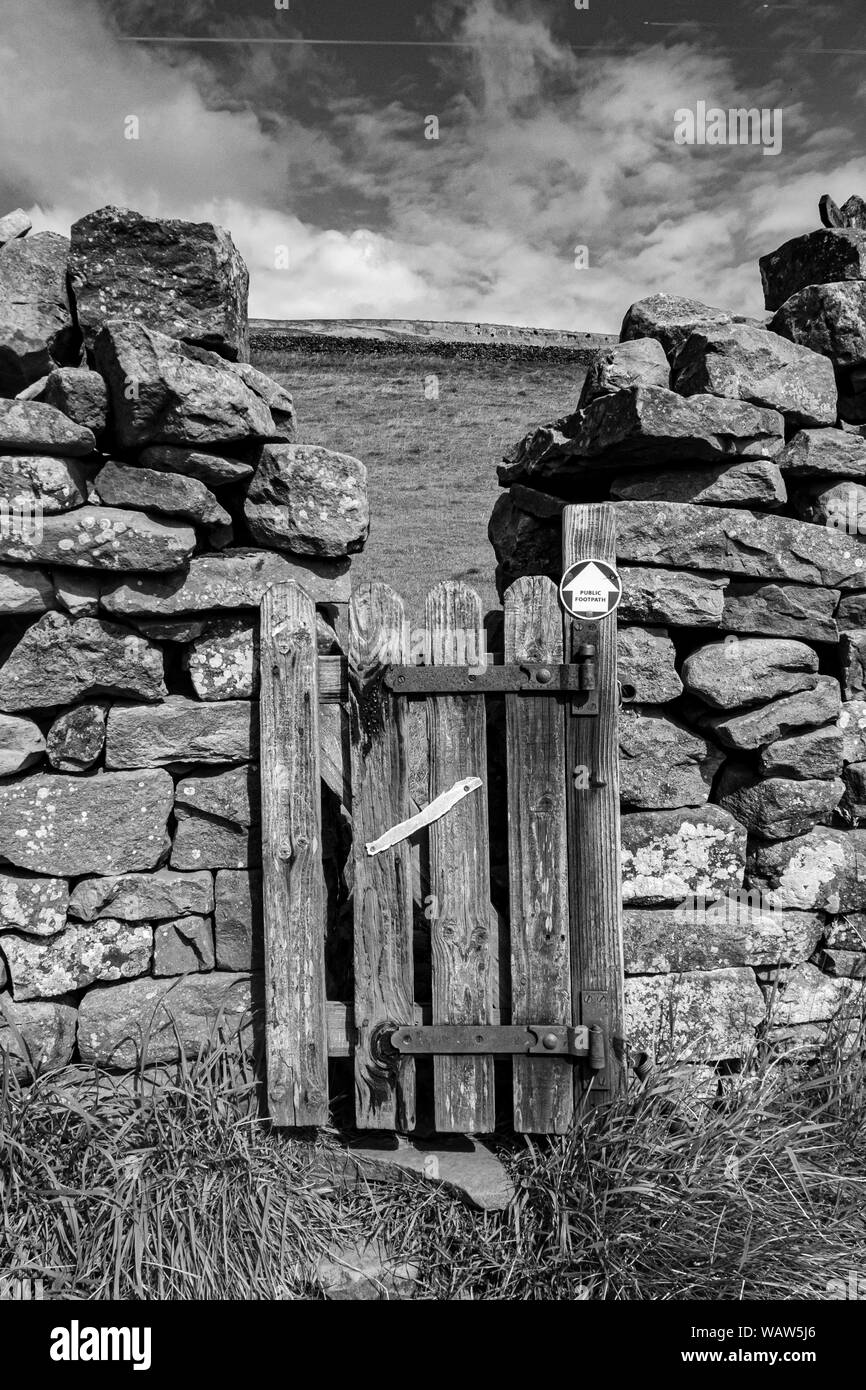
[317,655,348,702]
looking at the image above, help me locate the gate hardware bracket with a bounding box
[588,1025,606,1071]
[389,1024,591,1058]
[383,662,599,714]
[569,622,601,717]
[365,777,482,856]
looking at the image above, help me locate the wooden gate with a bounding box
[260,504,625,1135]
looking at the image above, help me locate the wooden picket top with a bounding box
[260,511,625,1134]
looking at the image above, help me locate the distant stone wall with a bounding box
[0,206,364,1077]
[490,204,866,1067]
[250,319,615,368]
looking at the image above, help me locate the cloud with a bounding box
[2,0,866,331]
[1,2,291,213]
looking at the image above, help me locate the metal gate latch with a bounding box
[388,1024,591,1058]
[382,661,600,716]
[383,663,585,695]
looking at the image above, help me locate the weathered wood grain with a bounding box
[562,506,626,1104]
[319,703,351,806]
[504,576,573,1133]
[320,703,435,920]
[349,584,416,1130]
[260,581,328,1126]
[316,656,347,702]
[425,581,495,1133]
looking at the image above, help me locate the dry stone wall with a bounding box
[5,194,865,1085]
[490,200,866,1067]
[0,206,365,1078]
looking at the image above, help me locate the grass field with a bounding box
[253,349,586,627]
[5,1034,865,1300]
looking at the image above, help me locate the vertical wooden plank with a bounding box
[349,583,415,1131]
[260,581,328,1126]
[425,581,495,1133]
[563,505,627,1105]
[505,577,573,1133]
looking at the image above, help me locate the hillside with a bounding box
[251,322,609,623]
[251,318,614,363]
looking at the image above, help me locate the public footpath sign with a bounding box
[558,558,622,621]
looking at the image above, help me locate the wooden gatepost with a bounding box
[563,504,626,1109]
[259,502,626,1137]
[259,582,328,1127]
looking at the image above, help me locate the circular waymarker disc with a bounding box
[558,558,622,622]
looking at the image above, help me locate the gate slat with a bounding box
[349,583,415,1130]
[425,581,495,1133]
[562,504,626,1104]
[504,577,573,1133]
[260,581,329,1126]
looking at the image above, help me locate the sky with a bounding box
[2,0,865,332]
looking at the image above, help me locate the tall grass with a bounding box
[0,1047,356,1300]
[2,1030,864,1300]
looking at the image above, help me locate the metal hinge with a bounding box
[383,659,599,714]
[388,1023,593,1059]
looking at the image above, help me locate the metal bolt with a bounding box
[536,666,553,684]
[542,1032,559,1050]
